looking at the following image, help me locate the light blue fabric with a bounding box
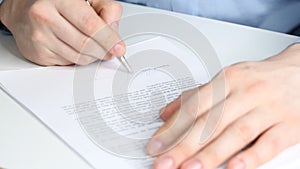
[119,0,300,33]
[0,0,3,5]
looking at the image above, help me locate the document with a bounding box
[0,37,300,169]
[0,37,208,168]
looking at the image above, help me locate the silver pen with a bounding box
[86,0,132,73]
[118,56,132,73]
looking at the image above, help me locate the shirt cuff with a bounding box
[0,0,3,5]
[0,21,11,35]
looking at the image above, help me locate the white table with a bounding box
[0,2,299,169]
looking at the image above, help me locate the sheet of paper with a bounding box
[0,37,300,169]
[0,37,207,168]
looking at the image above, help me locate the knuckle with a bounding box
[103,31,120,49]
[35,52,48,61]
[175,143,194,159]
[224,66,242,80]
[247,135,283,166]
[109,2,123,14]
[204,147,220,163]
[79,36,90,50]
[224,62,255,79]
[95,25,120,50]
[234,61,256,70]
[268,135,283,150]
[249,150,263,164]
[67,53,78,64]
[244,80,270,95]
[29,3,41,18]
[81,14,98,34]
[29,2,51,24]
[181,97,200,120]
[33,54,51,66]
[31,31,47,45]
[233,122,253,144]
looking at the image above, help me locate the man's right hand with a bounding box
[0,0,125,66]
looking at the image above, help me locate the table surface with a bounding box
[0,2,299,169]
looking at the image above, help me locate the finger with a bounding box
[160,96,181,121]
[50,11,109,60]
[27,44,72,66]
[57,0,124,57]
[47,33,97,65]
[159,62,253,122]
[98,1,126,56]
[160,88,196,121]
[147,72,228,155]
[228,123,300,169]
[148,87,202,156]
[149,101,227,169]
[97,1,123,24]
[160,87,200,121]
[21,33,72,66]
[90,0,126,57]
[149,91,258,169]
[26,48,67,66]
[181,108,278,169]
[28,0,108,61]
[148,64,272,155]
[55,41,97,66]
[48,52,74,66]
[151,116,205,169]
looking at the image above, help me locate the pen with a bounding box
[118,56,132,73]
[86,0,132,73]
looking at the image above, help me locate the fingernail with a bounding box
[232,158,245,169]
[147,138,164,155]
[182,159,202,169]
[155,156,174,169]
[113,44,123,56]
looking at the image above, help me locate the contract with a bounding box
[0,37,209,168]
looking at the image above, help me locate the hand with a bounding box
[0,0,125,66]
[147,43,300,169]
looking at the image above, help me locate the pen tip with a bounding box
[119,56,133,73]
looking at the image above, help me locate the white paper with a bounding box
[0,37,207,168]
[0,37,300,169]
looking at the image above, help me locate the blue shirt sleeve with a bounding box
[119,0,300,33]
[0,21,11,35]
[0,0,12,35]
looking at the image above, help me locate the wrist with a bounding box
[286,42,300,55]
[267,43,300,66]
